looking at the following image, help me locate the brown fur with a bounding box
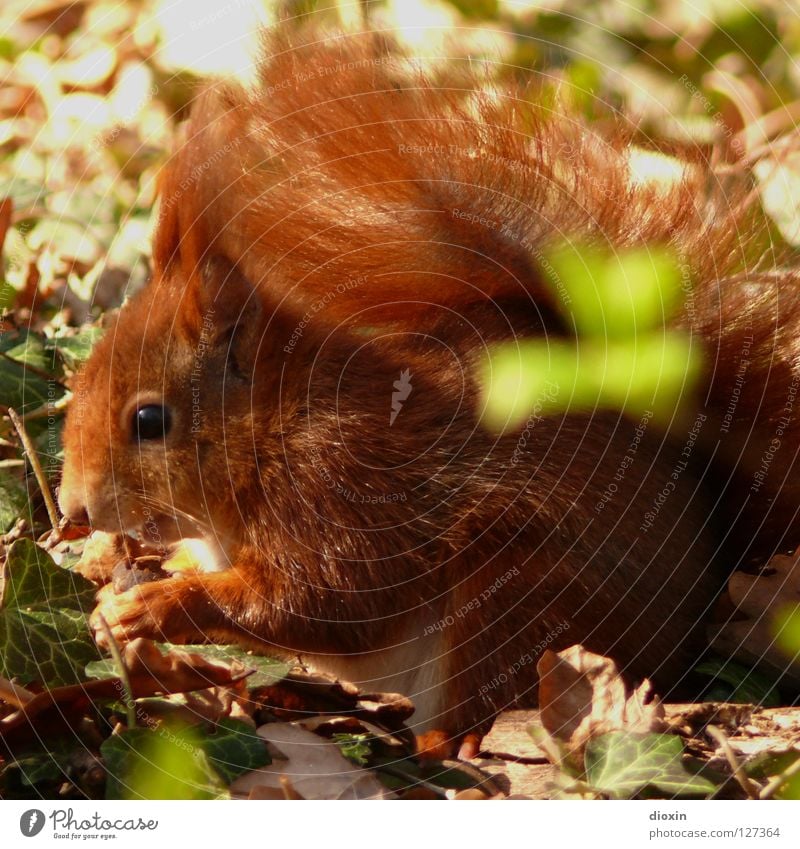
[59,29,800,739]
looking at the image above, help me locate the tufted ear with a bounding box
[201,255,263,371]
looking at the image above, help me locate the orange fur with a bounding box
[59,28,800,738]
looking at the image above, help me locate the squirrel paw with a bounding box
[90,580,199,647]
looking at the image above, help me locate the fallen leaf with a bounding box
[584,731,716,799]
[536,645,665,768]
[231,722,394,800]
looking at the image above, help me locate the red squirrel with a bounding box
[57,29,800,741]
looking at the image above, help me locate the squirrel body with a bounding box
[58,30,800,737]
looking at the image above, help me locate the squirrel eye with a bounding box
[133,404,172,441]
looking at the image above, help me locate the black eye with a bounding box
[133,405,172,441]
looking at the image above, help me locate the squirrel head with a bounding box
[58,256,270,548]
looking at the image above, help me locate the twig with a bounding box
[707,725,761,800]
[0,675,35,708]
[734,100,800,157]
[96,615,137,729]
[760,751,800,799]
[7,406,60,533]
[20,393,71,422]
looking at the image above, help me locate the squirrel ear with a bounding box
[201,255,263,359]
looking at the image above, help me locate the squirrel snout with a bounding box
[57,484,90,527]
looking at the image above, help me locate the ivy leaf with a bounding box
[0,538,100,685]
[0,470,28,532]
[101,727,229,800]
[3,332,58,374]
[159,644,290,688]
[0,346,54,414]
[5,745,75,788]
[694,658,782,707]
[46,327,104,370]
[202,717,270,783]
[584,732,716,799]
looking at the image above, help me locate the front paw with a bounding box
[74,531,127,584]
[90,580,194,647]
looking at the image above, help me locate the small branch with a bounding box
[0,675,35,708]
[707,725,761,800]
[20,392,71,422]
[760,752,800,800]
[7,406,60,533]
[97,615,137,729]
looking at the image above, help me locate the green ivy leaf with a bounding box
[86,644,289,687]
[3,332,58,374]
[2,538,96,609]
[156,644,289,688]
[0,346,54,414]
[202,717,270,783]
[0,470,28,532]
[46,327,104,370]
[6,747,73,788]
[0,538,100,685]
[694,658,782,706]
[584,732,717,799]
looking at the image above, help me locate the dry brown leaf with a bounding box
[453,788,492,800]
[537,645,665,766]
[254,667,416,750]
[119,638,247,696]
[230,722,394,800]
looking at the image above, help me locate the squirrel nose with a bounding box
[57,486,90,527]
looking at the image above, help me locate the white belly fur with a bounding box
[303,617,447,733]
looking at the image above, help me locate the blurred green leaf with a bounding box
[774,604,800,659]
[0,282,16,311]
[102,726,228,800]
[482,334,698,430]
[548,244,683,339]
[0,178,47,210]
[446,0,498,19]
[481,243,697,430]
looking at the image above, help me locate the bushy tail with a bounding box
[154,25,800,559]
